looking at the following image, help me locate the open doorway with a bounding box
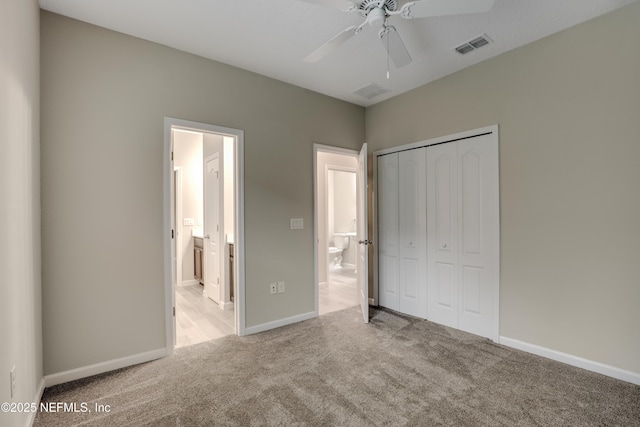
[164,118,246,353]
[314,145,360,315]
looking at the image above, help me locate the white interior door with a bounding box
[356,143,369,323]
[204,154,221,303]
[377,153,399,311]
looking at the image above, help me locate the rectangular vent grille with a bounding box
[354,83,390,100]
[454,34,492,55]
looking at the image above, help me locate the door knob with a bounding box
[442,243,447,248]
[358,240,372,245]
[204,235,210,239]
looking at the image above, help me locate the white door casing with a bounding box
[357,143,369,323]
[204,153,221,304]
[170,170,178,345]
[165,117,245,349]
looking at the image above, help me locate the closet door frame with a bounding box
[373,125,500,341]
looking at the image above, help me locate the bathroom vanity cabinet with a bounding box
[194,236,204,285]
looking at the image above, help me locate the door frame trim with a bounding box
[313,143,360,316]
[173,167,183,289]
[164,117,246,354]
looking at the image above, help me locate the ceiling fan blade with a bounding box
[304,26,359,63]
[401,0,495,19]
[380,27,412,68]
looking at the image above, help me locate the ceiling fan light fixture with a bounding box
[367,7,386,27]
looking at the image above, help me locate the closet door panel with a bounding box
[457,134,499,340]
[377,153,399,311]
[400,258,418,299]
[436,262,454,308]
[398,149,427,318]
[427,144,458,327]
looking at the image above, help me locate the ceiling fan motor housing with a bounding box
[359,0,398,15]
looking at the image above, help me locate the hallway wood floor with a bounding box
[175,284,235,348]
[176,266,358,349]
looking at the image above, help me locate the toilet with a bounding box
[329,233,351,269]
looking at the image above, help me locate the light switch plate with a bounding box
[183,218,195,226]
[290,218,303,230]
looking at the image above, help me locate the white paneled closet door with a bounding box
[427,133,499,340]
[457,136,499,339]
[426,143,458,328]
[377,149,427,318]
[378,153,399,311]
[398,149,427,318]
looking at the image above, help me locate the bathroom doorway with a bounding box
[314,145,359,315]
[165,118,246,352]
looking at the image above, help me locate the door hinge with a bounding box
[171,229,175,239]
[171,152,174,161]
[172,306,175,316]
[217,224,219,232]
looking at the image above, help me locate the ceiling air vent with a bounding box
[354,83,390,100]
[454,34,492,55]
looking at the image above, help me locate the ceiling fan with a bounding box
[304,0,495,68]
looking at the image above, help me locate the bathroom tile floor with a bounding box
[319,266,358,315]
[175,284,235,348]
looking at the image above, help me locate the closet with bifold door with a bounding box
[376,128,499,341]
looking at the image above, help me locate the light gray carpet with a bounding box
[35,307,640,426]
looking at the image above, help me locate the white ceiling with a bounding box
[39,0,635,107]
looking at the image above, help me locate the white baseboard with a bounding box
[245,311,317,335]
[499,336,640,386]
[25,378,45,427]
[43,348,169,388]
[181,279,199,287]
[220,301,233,310]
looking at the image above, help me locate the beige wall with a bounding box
[366,3,640,373]
[40,12,364,375]
[0,0,42,425]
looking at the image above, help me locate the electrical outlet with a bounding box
[269,283,277,295]
[277,281,285,294]
[10,366,16,398]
